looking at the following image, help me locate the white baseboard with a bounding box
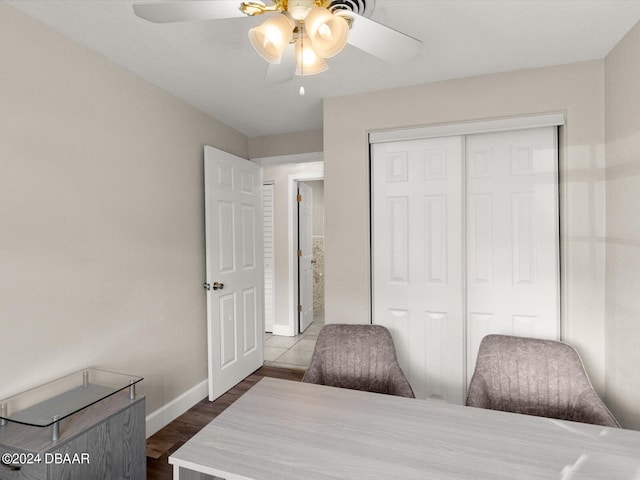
[272,324,294,337]
[145,379,208,438]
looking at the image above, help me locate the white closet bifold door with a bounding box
[371,126,559,404]
[263,183,275,333]
[372,135,465,404]
[465,127,560,380]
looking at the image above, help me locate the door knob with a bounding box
[213,282,224,290]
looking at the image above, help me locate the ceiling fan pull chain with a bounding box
[299,23,306,95]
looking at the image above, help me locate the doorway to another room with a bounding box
[261,162,325,369]
[297,180,325,334]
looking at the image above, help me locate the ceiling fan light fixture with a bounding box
[248,13,295,64]
[295,34,328,76]
[133,0,424,89]
[305,7,349,58]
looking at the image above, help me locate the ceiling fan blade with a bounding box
[265,43,296,83]
[342,12,422,64]
[133,1,247,24]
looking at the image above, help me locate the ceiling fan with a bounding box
[133,0,422,89]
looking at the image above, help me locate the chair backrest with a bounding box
[466,335,619,427]
[303,324,414,398]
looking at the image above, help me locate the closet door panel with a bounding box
[372,136,464,404]
[465,127,560,380]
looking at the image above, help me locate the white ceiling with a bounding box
[6,0,640,137]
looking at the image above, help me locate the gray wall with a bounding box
[605,19,640,429]
[323,61,608,395]
[249,130,323,159]
[0,3,247,416]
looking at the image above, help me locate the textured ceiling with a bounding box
[6,0,640,137]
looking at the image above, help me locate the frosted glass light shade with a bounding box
[305,7,349,58]
[288,0,315,20]
[248,14,295,64]
[295,35,328,76]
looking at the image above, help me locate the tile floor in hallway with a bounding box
[264,315,325,369]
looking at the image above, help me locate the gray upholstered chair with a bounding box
[466,334,619,427]
[303,324,415,398]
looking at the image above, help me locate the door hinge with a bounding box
[298,305,302,313]
[297,249,302,257]
[297,194,302,203]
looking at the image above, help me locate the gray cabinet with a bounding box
[0,371,145,480]
[0,394,145,480]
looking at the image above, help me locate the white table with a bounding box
[169,378,640,480]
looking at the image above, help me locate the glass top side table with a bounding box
[0,369,143,441]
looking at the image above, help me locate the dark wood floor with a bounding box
[146,366,305,480]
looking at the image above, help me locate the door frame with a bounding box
[288,172,324,336]
[251,152,323,338]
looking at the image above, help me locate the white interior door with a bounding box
[204,146,263,401]
[465,127,560,379]
[263,183,275,333]
[372,136,465,404]
[298,182,314,333]
[371,126,559,404]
